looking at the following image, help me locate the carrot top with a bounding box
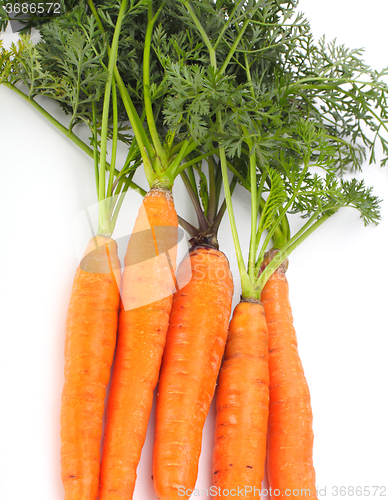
[0,3,145,237]
[0,1,206,248]
[0,0,214,231]
[229,120,381,299]
[158,0,385,299]
[1,0,388,245]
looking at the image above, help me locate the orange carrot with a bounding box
[61,236,121,500]
[261,250,317,500]
[212,299,269,499]
[99,187,178,499]
[153,245,234,500]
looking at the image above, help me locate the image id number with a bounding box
[4,2,61,15]
[332,486,386,496]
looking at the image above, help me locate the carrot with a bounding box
[153,245,234,500]
[212,299,269,499]
[99,187,178,499]
[61,236,121,500]
[260,250,317,500]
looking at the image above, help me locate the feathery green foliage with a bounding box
[156,0,384,297]
[0,0,386,272]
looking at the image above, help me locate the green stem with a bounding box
[87,0,156,183]
[248,151,258,282]
[119,141,140,179]
[244,52,255,99]
[114,109,147,185]
[113,70,156,185]
[323,133,364,152]
[143,0,166,170]
[271,223,288,249]
[166,140,198,181]
[3,83,113,167]
[184,0,257,297]
[280,215,291,243]
[187,165,199,199]
[113,174,127,201]
[177,216,198,238]
[182,0,217,68]
[111,174,133,230]
[107,77,119,199]
[226,158,250,190]
[213,0,246,50]
[254,169,267,254]
[87,0,154,160]
[87,0,105,33]
[237,39,299,55]
[110,171,135,218]
[207,155,217,223]
[218,5,261,77]
[219,146,253,297]
[173,148,218,177]
[91,101,99,194]
[98,0,128,234]
[181,170,208,232]
[292,76,387,88]
[210,175,237,235]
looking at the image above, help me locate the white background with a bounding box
[1,1,388,498]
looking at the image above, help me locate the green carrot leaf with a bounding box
[258,167,286,233]
[340,178,381,225]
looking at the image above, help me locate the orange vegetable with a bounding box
[212,299,269,499]
[99,187,178,499]
[153,246,234,500]
[261,251,317,500]
[61,236,121,500]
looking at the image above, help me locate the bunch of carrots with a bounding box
[1,1,388,499]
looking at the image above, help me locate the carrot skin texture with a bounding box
[61,236,121,500]
[212,300,269,499]
[153,246,234,500]
[261,266,318,500]
[100,188,178,500]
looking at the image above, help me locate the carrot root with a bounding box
[61,236,121,500]
[99,187,178,500]
[212,299,269,499]
[261,251,318,500]
[153,246,234,500]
